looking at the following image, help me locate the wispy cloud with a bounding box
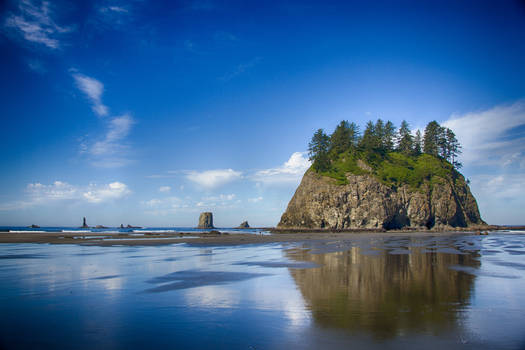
[159,186,171,193]
[93,1,137,31]
[443,100,525,168]
[72,71,135,168]
[72,73,109,117]
[443,99,525,225]
[4,0,72,49]
[142,192,240,216]
[0,181,130,210]
[252,152,311,186]
[220,57,262,81]
[186,169,242,189]
[26,58,46,73]
[90,114,134,155]
[87,114,135,168]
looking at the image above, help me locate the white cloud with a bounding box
[0,180,131,210]
[252,152,311,185]
[159,186,171,193]
[82,182,131,203]
[186,169,242,189]
[442,100,525,225]
[71,72,134,168]
[83,114,134,168]
[27,181,78,201]
[91,114,134,155]
[4,0,72,49]
[248,196,263,203]
[203,194,236,201]
[443,100,525,168]
[72,73,109,117]
[469,174,525,224]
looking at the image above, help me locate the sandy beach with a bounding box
[0,229,492,246]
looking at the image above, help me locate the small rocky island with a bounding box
[197,212,214,229]
[237,221,250,229]
[278,120,485,230]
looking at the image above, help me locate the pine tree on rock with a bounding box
[330,121,352,154]
[308,129,331,171]
[423,121,442,157]
[397,120,414,155]
[414,129,423,155]
[383,121,396,152]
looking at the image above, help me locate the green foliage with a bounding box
[423,121,442,156]
[308,129,331,172]
[330,120,358,154]
[397,120,414,155]
[307,119,463,187]
[314,150,455,189]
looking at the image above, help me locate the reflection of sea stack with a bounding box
[197,212,214,229]
[81,217,89,228]
[237,221,250,229]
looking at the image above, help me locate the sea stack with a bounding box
[81,217,89,229]
[237,221,250,228]
[278,169,485,230]
[197,212,214,229]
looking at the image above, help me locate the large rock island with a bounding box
[278,168,484,230]
[278,120,485,230]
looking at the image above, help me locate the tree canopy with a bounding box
[308,119,463,174]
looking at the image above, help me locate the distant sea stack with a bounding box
[81,217,89,229]
[197,212,214,229]
[278,167,485,231]
[237,221,250,229]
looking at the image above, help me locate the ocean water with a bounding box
[0,232,524,349]
[0,226,271,235]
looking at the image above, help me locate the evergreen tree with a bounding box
[383,121,396,151]
[330,120,352,154]
[308,129,331,171]
[348,122,360,148]
[445,128,462,168]
[375,119,385,150]
[423,121,442,157]
[397,120,414,155]
[414,129,422,155]
[359,121,378,151]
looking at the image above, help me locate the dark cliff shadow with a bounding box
[286,239,480,339]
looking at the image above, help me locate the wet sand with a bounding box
[0,230,487,246]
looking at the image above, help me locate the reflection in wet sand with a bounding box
[288,242,480,339]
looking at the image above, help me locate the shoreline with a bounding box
[0,228,512,247]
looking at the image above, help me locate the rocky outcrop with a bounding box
[197,212,214,229]
[237,221,250,229]
[278,169,485,230]
[81,217,89,229]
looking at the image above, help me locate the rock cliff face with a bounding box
[198,212,214,229]
[278,169,484,230]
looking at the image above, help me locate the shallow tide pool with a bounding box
[0,233,524,349]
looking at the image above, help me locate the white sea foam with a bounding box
[132,230,178,233]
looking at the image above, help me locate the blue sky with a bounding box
[1,0,524,226]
